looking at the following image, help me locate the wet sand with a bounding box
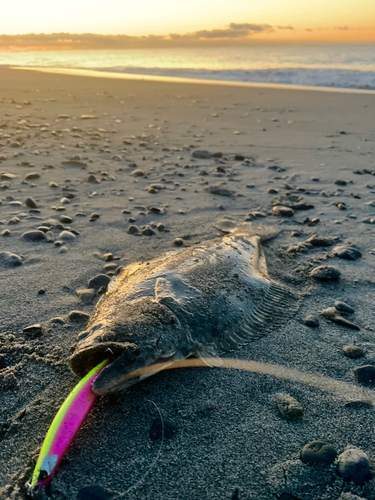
[1,66,375,500]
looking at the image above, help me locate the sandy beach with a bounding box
[1,66,375,500]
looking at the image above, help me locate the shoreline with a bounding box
[11,65,375,94]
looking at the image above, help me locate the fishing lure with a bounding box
[28,359,109,491]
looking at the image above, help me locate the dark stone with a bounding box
[334,301,354,314]
[305,235,332,247]
[268,188,278,194]
[329,315,360,330]
[127,225,139,235]
[205,185,234,197]
[272,194,314,210]
[272,206,294,217]
[333,245,362,261]
[310,265,340,281]
[103,253,113,262]
[60,215,72,223]
[334,179,347,186]
[77,485,113,500]
[88,274,111,290]
[173,238,184,247]
[142,226,156,236]
[300,441,337,465]
[305,315,319,328]
[0,354,6,369]
[25,197,37,208]
[344,400,373,409]
[149,417,177,441]
[192,149,211,159]
[276,394,303,420]
[212,152,223,158]
[337,448,371,484]
[37,289,46,295]
[343,346,364,359]
[23,324,43,338]
[0,251,22,268]
[68,311,90,323]
[354,365,375,385]
[157,223,165,232]
[22,230,46,242]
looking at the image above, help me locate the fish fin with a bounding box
[196,345,223,367]
[219,281,299,351]
[214,219,280,242]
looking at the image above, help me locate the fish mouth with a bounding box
[69,341,172,395]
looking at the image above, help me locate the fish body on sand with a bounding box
[69,227,299,395]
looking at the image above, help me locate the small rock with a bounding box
[22,230,46,242]
[276,394,303,420]
[337,447,371,484]
[59,230,76,241]
[149,417,177,441]
[272,206,294,217]
[333,245,362,261]
[25,172,40,180]
[60,215,72,224]
[173,238,184,247]
[23,324,43,338]
[77,289,96,304]
[343,346,364,359]
[45,231,54,242]
[205,185,234,197]
[321,307,337,317]
[334,301,354,314]
[87,175,101,184]
[310,265,340,281]
[131,169,145,177]
[157,223,165,232]
[68,311,90,323]
[305,235,332,247]
[305,315,319,328]
[1,229,10,237]
[127,225,139,235]
[49,182,59,188]
[192,150,211,159]
[334,179,347,186]
[0,251,22,268]
[354,365,375,385]
[300,441,337,465]
[104,263,118,271]
[88,274,111,290]
[329,315,360,330]
[25,197,37,208]
[38,289,46,295]
[142,226,155,236]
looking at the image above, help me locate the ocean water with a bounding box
[1,45,375,90]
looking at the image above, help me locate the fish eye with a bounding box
[38,470,48,481]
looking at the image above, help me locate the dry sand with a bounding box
[0,66,375,500]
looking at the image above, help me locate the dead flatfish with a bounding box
[69,225,299,395]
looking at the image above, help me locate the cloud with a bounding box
[335,26,349,30]
[277,25,294,30]
[0,23,275,51]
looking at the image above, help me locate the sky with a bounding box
[0,0,374,50]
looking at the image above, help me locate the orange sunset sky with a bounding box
[0,0,374,51]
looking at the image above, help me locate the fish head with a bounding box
[69,297,184,395]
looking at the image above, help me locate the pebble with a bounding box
[60,215,72,224]
[104,263,118,271]
[337,447,371,484]
[89,213,100,221]
[131,169,145,177]
[45,231,54,242]
[77,289,96,304]
[272,205,294,217]
[49,182,59,188]
[334,301,354,314]
[59,246,68,254]
[157,223,165,232]
[1,229,10,237]
[149,417,177,441]
[25,172,40,180]
[321,307,337,317]
[59,230,76,241]
[68,310,90,323]
[87,174,101,184]
[329,315,360,330]
[103,253,113,262]
[22,230,46,242]
[343,346,364,359]
[173,238,184,247]
[305,235,332,247]
[25,197,37,208]
[276,394,303,420]
[38,289,46,295]
[334,179,347,186]
[205,185,234,197]
[310,265,340,281]
[354,365,375,385]
[333,245,362,261]
[142,226,155,236]
[23,324,43,338]
[88,274,111,290]
[192,150,211,159]
[300,441,337,465]
[305,315,319,327]
[127,225,139,235]
[0,251,22,268]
